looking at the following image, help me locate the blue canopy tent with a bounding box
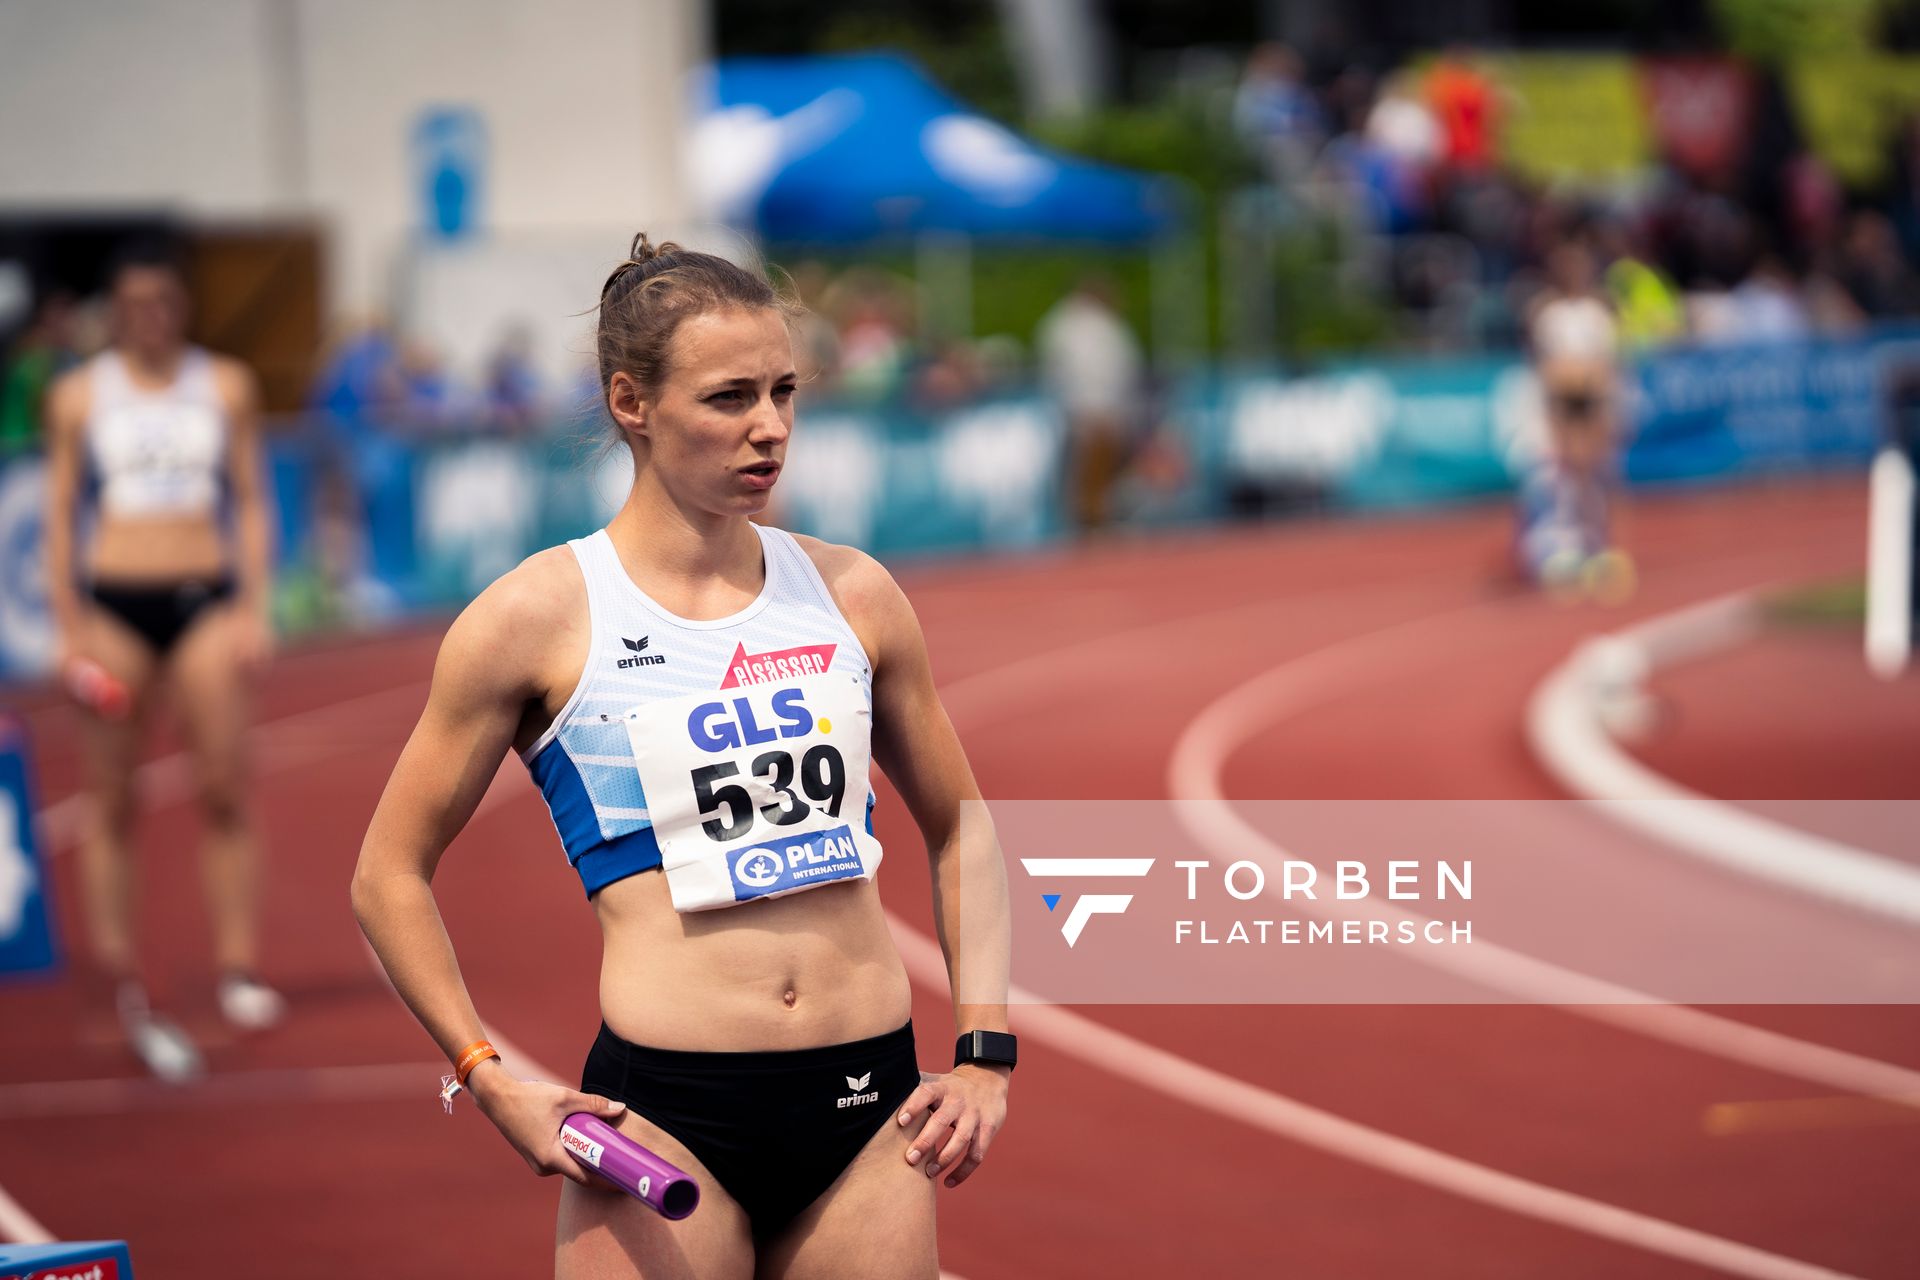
[698,52,1180,244]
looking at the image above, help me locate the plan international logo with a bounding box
[1019,857,1155,946]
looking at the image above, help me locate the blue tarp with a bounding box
[703,53,1178,243]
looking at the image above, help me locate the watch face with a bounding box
[958,1031,1017,1066]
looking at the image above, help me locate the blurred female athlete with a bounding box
[352,235,1014,1279]
[43,243,282,1081]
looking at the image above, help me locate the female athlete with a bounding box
[43,242,282,1081]
[351,234,1014,1279]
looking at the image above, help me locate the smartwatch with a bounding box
[954,1029,1018,1071]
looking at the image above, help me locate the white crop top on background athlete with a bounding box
[523,523,884,911]
[84,348,229,518]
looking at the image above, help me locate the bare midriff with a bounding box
[592,866,914,1052]
[87,515,229,583]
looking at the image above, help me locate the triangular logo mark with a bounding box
[1042,894,1061,912]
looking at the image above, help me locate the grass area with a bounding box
[1763,577,1869,626]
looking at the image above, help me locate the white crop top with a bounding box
[522,523,885,910]
[83,348,229,518]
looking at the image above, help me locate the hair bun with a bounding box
[628,232,681,265]
[600,232,684,303]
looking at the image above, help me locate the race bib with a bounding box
[93,403,224,515]
[622,670,882,912]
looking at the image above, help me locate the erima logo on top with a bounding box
[618,636,666,669]
[721,641,836,689]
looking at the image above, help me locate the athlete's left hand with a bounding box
[897,1063,1008,1188]
[232,606,274,672]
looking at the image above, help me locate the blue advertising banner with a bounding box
[4,329,1914,690]
[1625,329,1920,483]
[0,717,60,980]
[1209,327,1920,509]
[1208,356,1531,512]
[0,458,54,681]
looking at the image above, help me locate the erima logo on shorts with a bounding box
[1019,858,1156,947]
[839,1070,878,1108]
[618,636,666,669]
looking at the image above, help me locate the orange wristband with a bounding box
[452,1039,500,1087]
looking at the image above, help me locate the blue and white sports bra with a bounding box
[522,523,882,909]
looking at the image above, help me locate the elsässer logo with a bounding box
[1019,858,1155,947]
[720,641,836,688]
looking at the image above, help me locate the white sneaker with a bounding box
[217,973,287,1031]
[116,986,205,1084]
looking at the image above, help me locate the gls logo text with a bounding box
[1020,858,1155,947]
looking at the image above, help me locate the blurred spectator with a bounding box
[310,317,404,433]
[483,324,544,435]
[1234,43,1324,183]
[1598,224,1686,349]
[1729,252,1811,342]
[1037,274,1144,533]
[1518,240,1628,595]
[1839,211,1920,318]
[398,339,455,429]
[1890,114,1920,260]
[831,268,912,402]
[912,338,985,411]
[1782,150,1845,256]
[1425,47,1500,175]
[972,333,1026,394]
[1802,248,1868,334]
[786,260,843,393]
[1361,70,1442,232]
[0,290,77,456]
[1527,241,1620,478]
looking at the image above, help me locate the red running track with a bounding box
[2,476,1916,1278]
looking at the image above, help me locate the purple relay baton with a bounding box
[560,1112,700,1219]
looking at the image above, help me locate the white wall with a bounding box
[298,0,703,317]
[0,0,702,317]
[0,0,294,211]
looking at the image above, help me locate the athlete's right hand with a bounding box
[466,1060,628,1188]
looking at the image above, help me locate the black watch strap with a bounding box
[954,1029,1018,1070]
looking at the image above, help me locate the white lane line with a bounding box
[1527,590,1920,926]
[882,915,1861,1280]
[0,1186,52,1245]
[1166,601,1920,1103]
[38,679,431,851]
[0,1063,443,1120]
[0,675,430,1242]
[475,791,1818,1278]
[14,546,1886,1274]
[921,587,1880,1276]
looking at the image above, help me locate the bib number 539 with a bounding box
[690,745,846,842]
